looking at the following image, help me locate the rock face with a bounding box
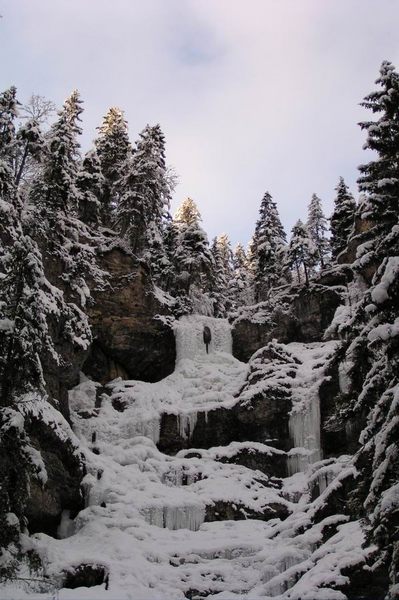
[24,415,85,537]
[232,283,345,362]
[21,246,177,546]
[43,316,90,420]
[84,247,176,384]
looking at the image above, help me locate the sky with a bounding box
[1,0,399,246]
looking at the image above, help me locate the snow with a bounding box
[0,317,15,331]
[371,256,399,304]
[2,316,370,600]
[285,342,338,475]
[174,315,233,362]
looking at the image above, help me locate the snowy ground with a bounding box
[2,316,371,600]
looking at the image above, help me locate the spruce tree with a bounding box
[287,220,317,286]
[231,243,254,307]
[330,177,356,260]
[306,193,329,268]
[162,217,179,292]
[14,118,44,189]
[210,234,234,317]
[252,191,287,301]
[30,90,83,217]
[0,87,19,203]
[116,124,171,279]
[95,107,131,224]
[77,149,104,226]
[0,235,58,406]
[173,197,214,305]
[357,61,399,238]
[29,91,103,307]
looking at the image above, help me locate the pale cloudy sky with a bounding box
[1,0,399,245]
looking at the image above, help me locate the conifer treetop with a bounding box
[174,197,202,227]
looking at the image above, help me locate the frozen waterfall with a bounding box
[285,342,337,475]
[287,393,322,475]
[174,315,233,363]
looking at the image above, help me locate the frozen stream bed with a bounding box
[3,316,371,600]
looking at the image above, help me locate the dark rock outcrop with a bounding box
[158,408,235,455]
[85,248,176,384]
[234,344,296,451]
[217,446,286,478]
[24,415,85,537]
[63,564,108,589]
[205,499,289,523]
[232,284,344,362]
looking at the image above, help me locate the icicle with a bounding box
[125,415,161,445]
[338,359,353,394]
[287,389,322,475]
[57,510,75,539]
[142,505,205,531]
[179,412,198,440]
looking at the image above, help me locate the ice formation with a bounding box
[287,342,337,475]
[4,317,368,600]
[174,315,233,362]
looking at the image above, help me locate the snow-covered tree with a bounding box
[14,118,44,189]
[0,86,19,203]
[287,220,317,286]
[173,197,214,310]
[210,234,234,317]
[161,217,179,292]
[174,196,201,226]
[29,91,104,307]
[252,192,287,301]
[77,149,104,226]
[0,235,58,405]
[230,243,254,307]
[306,193,329,268]
[330,177,356,260]
[116,124,172,278]
[30,90,83,217]
[95,107,131,223]
[358,61,399,239]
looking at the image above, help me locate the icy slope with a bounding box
[76,316,247,447]
[5,316,371,600]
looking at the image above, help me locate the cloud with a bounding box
[1,0,399,244]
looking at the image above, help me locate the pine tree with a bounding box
[287,220,317,286]
[77,149,104,226]
[358,61,399,235]
[173,198,214,308]
[306,193,329,268]
[30,90,83,217]
[330,177,356,260]
[210,234,234,317]
[174,196,201,226]
[0,235,58,406]
[29,91,103,307]
[115,124,171,278]
[252,192,287,301]
[14,118,45,189]
[231,243,254,307]
[162,217,179,292]
[0,86,19,203]
[95,107,131,224]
